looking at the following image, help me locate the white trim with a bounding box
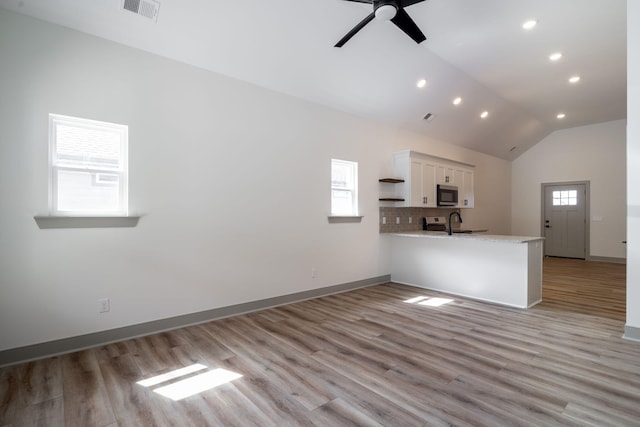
[34,216,141,229]
[394,150,475,168]
[327,215,363,224]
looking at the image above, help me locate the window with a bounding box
[552,190,577,206]
[331,159,358,216]
[49,114,128,215]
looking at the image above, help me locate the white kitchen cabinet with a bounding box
[411,159,437,207]
[453,168,464,187]
[393,150,475,209]
[393,152,436,207]
[460,169,474,208]
[436,165,455,185]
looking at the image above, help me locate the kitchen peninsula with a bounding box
[389,231,544,309]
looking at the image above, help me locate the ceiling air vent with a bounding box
[122,0,160,22]
[423,113,436,122]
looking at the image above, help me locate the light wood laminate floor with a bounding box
[1,258,637,426]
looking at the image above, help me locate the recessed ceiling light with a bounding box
[480,111,489,119]
[453,97,462,105]
[417,78,427,88]
[522,20,537,30]
[557,113,566,119]
[569,76,581,84]
[549,52,563,61]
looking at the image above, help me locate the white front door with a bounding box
[543,183,587,259]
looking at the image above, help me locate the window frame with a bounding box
[330,158,359,217]
[48,114,129,216]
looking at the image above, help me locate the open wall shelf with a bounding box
[379,178,405,202]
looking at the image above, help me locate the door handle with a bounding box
[545,225,551,228]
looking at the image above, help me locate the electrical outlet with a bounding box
[396,217,400,224]
[98,298,110,313]
[311,268,317,278]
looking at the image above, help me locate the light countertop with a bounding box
[389,230,544,244]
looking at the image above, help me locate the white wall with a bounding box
[627,0,640,331]
[511,120,627,259]
[0,10,511,352]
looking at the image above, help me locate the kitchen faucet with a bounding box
[448,211,462,235]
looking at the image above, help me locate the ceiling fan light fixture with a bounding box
[375,4,398,21]
[334,0,426,47]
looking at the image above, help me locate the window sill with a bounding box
[34,216,141,229]
[327,215,363,224]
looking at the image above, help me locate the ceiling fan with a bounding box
[335,0,427,48]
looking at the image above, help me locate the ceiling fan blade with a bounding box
[399,0,426,7]
[335,12,376,47]
[390,8,426,44]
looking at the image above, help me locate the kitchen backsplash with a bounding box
[379,206,458,233]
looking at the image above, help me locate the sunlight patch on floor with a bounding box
[137,363,208,387]
[418,297,454,307]
[404,296,454,307]
[137,364,243,401]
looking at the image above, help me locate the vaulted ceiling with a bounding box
[0,0,627,160]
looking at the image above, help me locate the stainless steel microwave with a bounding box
[437,184,458,206]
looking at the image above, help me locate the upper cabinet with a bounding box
[436,165,455,185]
[459,169,474,208]
[411,158,437,207]
[393,152,436,207]
[393,151,475,209]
